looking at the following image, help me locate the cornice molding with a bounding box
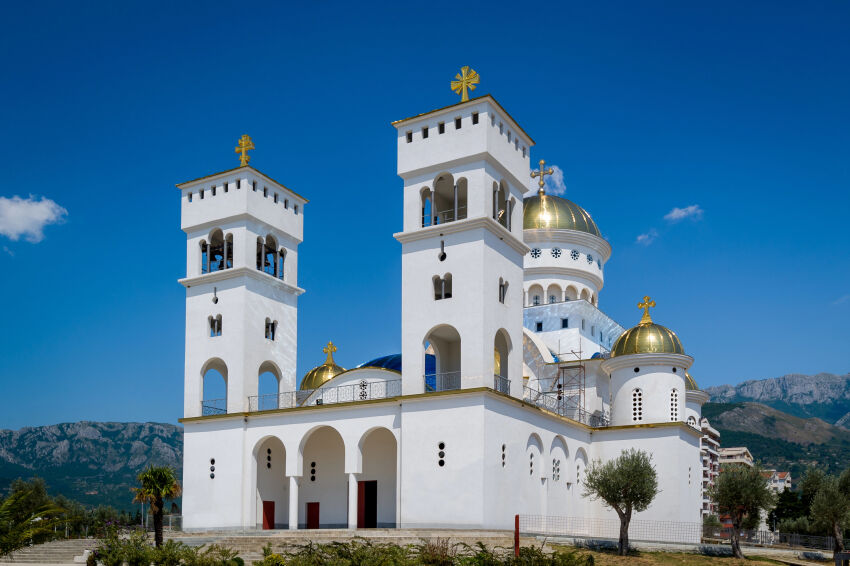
[686,389,710,405]
[178,266,306,295]
[523,266,603,290]
[601,352,694,374]
[394,216,530,255]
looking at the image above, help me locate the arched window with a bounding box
[533,295,541,306]
[433,174,467,224]
[670,389,679,421]
[547,284,562,304]
[265,318,277,340]
[687,416,697,428]
[498,278,508,304]
[632,388,643,422]
[493,181,509,229]
[420,188,433,227]
[200,240,209,274]
[208,229,227,272]
[257,235,281,277]
[209,314,222,337]
[433,274,452,300]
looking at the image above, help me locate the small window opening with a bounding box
[490,114,496,126]
[535,321,543,332]
[252,181,257,191]
[561,318,569,329]
[433,274,452,300]
[581,319,586,330]
[438,122,445,134]
[211,186,217,196]
[472,112,479,124]
[209,315,222,337]
[263,187,268,198]
[454,117,462,129]
[499,122,504,134]
[224,182,228,193]
[422,126,429,139]
[188,193,193,203]
[406,131,413,143]
[294,205,299,214]
[200,189,205,199]
[532,295,541,306]
[265,318,277,340]
[522,146,527,158]
[273,193,278,203]
[498,278,508,304]
[507,132,512,143]
[284,199,289,209]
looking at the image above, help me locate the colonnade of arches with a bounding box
[419,173,516,229]
[252,426,398,529]
[522,433,589,516]
[525,283,597,307]
[422,324,513,392]
[201,358,286,415]
[198,229,287,281]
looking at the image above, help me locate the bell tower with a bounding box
[393,80,532,398]
[177,137,307,417]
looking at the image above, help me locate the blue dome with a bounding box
[357,354,435,374]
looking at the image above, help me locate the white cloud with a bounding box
[664,204,704,222]
[543,165,567,195]
[636,229,658,246]
[833,294,850,306]
[0,195,67,243]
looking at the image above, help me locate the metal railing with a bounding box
[703,526,850,551]
[201,398,226,416]
[248,379,402,411]
[434,206,467,225]
[425,372,461,392]
[493,374,511,394]
[519,515,701,545]
[522,387,609,427]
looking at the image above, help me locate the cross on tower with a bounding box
[234,134,255,167]
[450,66,480,102]
[530,159,555,195]
[323,341,338,363]
[638,296,656,325]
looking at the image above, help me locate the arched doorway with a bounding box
[299,426,346,528]
[201,358,227,415]
[357,428,397,528]
[255,437,287,529]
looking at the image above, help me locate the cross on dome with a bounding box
[323,341,338,363]
[450,66,480,102]
[235,134,255,166]
[638,296,656,325]
[530,159,555,196]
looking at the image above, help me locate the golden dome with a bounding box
[685,372,699,391]
[523,190,601,236]
[611,296,685,357]
[300,341,346,391]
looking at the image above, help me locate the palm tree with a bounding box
[132,466,181,548]
[0,483,63,558]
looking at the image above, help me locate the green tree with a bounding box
[132,466,182,548]
[0,480,63,557]
[768,488,807,531]
[809,474,850,555]
[709,464,775,559]
[581,448,659,556]
[800,467,826,511]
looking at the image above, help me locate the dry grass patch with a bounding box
[560,547,781,566]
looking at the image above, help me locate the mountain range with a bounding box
[0,421,182,510]
[0,372,848,508]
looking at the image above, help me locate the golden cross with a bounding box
[638,296,656,325]
[322,341,338,363]
[450,66,480,102]
[234,134,255,166]
[530,159,555,195]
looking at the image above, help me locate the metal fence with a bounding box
[522,388,610,427]
[703,526,850,551]
[144,514,182,531]
[519,515,702,545]
[247,379,402,412]
[493,375,511,394]
[201,398,226,416]
[425,372,461,392]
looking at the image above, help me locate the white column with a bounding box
[348,473,358,529]
[453,184,458,221]
[288,476,299,529]
[430,189,435,224]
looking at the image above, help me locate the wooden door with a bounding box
[306,502,320,529]
[262,501,274,530]
[357,481,377,528]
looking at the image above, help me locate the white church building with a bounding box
[177,92,710,540]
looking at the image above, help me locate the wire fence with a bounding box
[519,515,702,545]
[703,526,850,551]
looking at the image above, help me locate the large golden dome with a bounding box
[611,296,685,357]
[523,190,601,236]
[300,341,346,391]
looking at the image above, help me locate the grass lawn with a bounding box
[557,547,785,566]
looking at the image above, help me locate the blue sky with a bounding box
[1,1,848,430]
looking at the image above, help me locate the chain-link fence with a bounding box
[519,515,702,545]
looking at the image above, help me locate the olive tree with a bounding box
[709,464,775,559]
[581,448,659,556]
[809,468,850,555]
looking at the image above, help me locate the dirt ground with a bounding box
[570,548,787,565]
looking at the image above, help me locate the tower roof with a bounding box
[610,297,685,357]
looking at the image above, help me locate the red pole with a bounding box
[514,514,520,557]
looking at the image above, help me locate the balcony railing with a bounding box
[201,398,226,416]
[522,387,609,427]
[424,372,461,392]
[248,379,402,411]
[433,206,467,225]
[493,374,511,394]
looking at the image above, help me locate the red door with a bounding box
[357,481,377,528]
[262,501,274,530]
[306,502,320,529]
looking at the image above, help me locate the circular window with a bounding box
[438,451,445,458]
[267,448,271,454]
[438,442,445,450]
[634,367,640,373]
[210,473,215,479]
[311,462,316,468]
[530,248,541,258]
[210,466,215,472]
[570,250,579,261]
[267,463,271,469]
[672,367,677,373]
[551,248,562,258]
[210,458,215,465]
[586,254,593,264]
[438,460,445,467]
